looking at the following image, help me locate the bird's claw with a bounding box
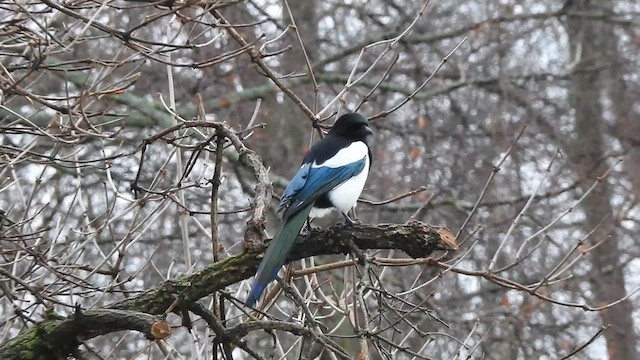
[302,220,321,235]
[342,213,360,226]
[344,238,366,265]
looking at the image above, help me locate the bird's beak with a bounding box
[364,125,374,136]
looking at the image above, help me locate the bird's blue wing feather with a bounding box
[247,156,366,307]
[282,157,366,218]
[277,163,311,214]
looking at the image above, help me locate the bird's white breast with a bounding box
[313,141,369,168]
[327,154,369,214]
[309,141,370,217]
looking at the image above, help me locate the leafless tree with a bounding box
[1,0,639,359]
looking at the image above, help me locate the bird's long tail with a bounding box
[246,205,313,308]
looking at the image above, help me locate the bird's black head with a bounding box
[329,113,374,142]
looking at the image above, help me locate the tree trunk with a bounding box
[565,1,639,358]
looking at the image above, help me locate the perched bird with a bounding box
[246,112,374,307]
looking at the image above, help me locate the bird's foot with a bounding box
[342,213,359,226]
[344,238,366,265]
[301,220,321,236]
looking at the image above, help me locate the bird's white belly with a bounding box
[309,207,333,218]
[327,155,370,214]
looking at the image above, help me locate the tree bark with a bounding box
[0,222,455,359]
[0,309,169,360]
[565,1,639,358]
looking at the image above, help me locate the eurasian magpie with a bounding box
[246,112,374,307]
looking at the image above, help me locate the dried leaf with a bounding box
[501,294,510,307]
[416,116,428,128]
[218,97,231,107]
[521,302,536,318]
[409,147,420,160]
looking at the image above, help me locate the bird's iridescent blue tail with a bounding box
[246,205,313,308]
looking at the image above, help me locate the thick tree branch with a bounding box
[0,309,169,360]
[108,222,454,313]
[0,222,454,359]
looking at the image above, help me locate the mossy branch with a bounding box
[0,308,169,360]
[0,222,454,359]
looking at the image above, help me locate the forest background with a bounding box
[1,0,639,359]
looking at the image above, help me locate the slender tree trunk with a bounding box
[602,18,640,198]
[565,1,639,358]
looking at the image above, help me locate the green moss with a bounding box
[0,318,82,360]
